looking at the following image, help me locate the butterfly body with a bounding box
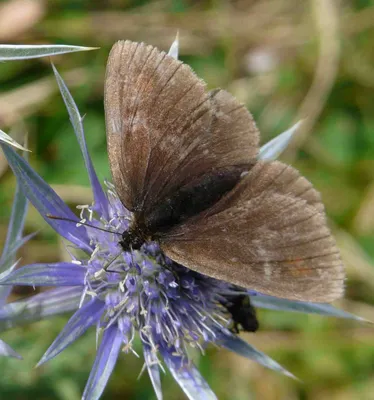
[105,40,345,303]
[120,225,147,251]
[121,165,249,249]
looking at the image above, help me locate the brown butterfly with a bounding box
[104,40,344,303]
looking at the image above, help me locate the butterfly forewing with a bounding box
[105,40,259,217]
[161,161,344,302]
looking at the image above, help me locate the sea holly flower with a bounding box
[0,39,363,400]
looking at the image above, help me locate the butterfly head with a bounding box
[119,228,145,252]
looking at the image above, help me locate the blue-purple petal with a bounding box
[0,262,86,287]
[0,44,97,61]
[0,185,28,268]
[0,142,92,253]
[216,330,296,379]
[143,345,163,400]
[259,121,302,161]
[0,339,22,359]
[163,354,217,400]
[0,286,12,307]
[250,294,366,321]
[0,287,82,331]
[0,261,18,305]
[0,128,29,151]
[37,298,105,366]
[82,324,123,400]
[168,33,179,60]
[0,233,37,274]
[52,63,109,219]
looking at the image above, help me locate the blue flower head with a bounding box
[0,38,362,400]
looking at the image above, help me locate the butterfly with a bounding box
[104,40,344,303]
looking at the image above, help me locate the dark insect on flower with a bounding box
[222,293,259,334]
[0,38,353,400]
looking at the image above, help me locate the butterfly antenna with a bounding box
[46,214,122,236]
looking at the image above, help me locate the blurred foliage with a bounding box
[1,0,374,399]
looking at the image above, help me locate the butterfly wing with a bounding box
[160,161,344,302]
[105,41,259,218]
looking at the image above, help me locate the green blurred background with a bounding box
[1,0,374,399]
